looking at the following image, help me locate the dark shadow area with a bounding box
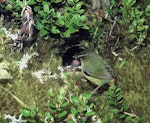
[62,46,83,66]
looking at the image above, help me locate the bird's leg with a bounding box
[91,85,101,94]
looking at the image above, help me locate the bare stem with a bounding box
[0,86,30,109]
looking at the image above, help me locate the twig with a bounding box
[105,5,113,19]
[111,51,123,61]
[109,16,117,36]
[0,86,30,109]
[124,111,139,119]
[91,85,101,95]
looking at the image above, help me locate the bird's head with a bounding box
[73,51,90,60]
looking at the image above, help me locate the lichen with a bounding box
[4,114,27,123]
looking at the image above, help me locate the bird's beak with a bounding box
[73,53,87,59]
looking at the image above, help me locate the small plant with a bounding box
[109,0,149,47]
[106,84,139,123]
[46,88,95,122]
[45,88,69,122]
[1,0,89,39]
[145,4,150,16]
[119,1,148,44]
[35,0,89,38]
[69,92,95,122]
[20,106,43,122]
[19,88,95,122]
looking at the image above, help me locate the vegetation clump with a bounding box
[0,0,150,122]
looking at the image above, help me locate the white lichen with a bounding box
[32,70,46,84]
[32,69,59,84]
[1,27,18,41]
[48,72,58,79]
[57,66,65,79]
[17,52,38,72]
[4,114,27,123]
[91,115,102,123]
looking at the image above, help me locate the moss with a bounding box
[0,11,150,122]
[0,24,63,117]
[0,27,86,122]
[114,47,150,122]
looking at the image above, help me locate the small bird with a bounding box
[76,51,114,93]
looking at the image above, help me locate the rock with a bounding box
[0,69,12,80]
[0,61,12,81]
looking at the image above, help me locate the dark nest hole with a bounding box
[62,46,84,66]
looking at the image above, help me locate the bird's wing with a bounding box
[83,71,110,86]
[82,57,113,80]
[83,69,113,80]
[83,62,113,80]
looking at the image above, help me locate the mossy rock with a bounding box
[0,60,12,81]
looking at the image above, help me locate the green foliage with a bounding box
[46,88,69,122]
[35,0,89,38]
[124,7,148,43]
[0,0,21,21]
[1,0,89,39]
[1,1,150,122]
[145,4,150,16]
[20,107,42,122]
[89,20,104,44]
[106,84,139,123]
[70,93,95,122]
[19,88,95,122]
[109,0,149,46]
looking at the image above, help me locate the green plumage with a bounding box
[80,51,113,87]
